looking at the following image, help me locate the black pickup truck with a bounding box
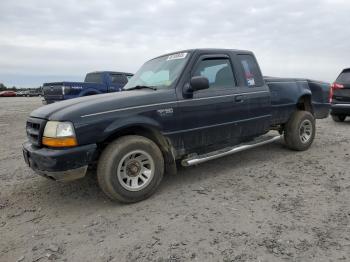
[23,49,330,203]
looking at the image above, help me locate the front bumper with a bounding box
[22,142,97,182]
[331,103,350,115]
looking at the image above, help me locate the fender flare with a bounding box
[296,93,313,114]
[102,116,162,137]
[79,88,102,97]
[100,116,177,175]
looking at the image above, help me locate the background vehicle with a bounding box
[16,91,26,97]
[28,90,42,97]
[22,91,30,97]
[42,71,133,104]
[16,90,41,97]
[23,49,330,203]
[330,68,350,122]
[0,91,16,97]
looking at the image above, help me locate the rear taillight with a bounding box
[329,82,344,103]
[332,83,344,89]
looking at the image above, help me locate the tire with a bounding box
[97,135,164,203]
[331,115,346,122]
[83,93,97,96]
[284,110,315,151]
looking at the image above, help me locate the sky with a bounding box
[0,0,349,88]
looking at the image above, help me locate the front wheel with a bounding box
[331,115,346,122]
[97,135,164,203]
[284,111,316,151]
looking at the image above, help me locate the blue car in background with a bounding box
[42,71,133,104]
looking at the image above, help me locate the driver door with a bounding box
[179,54,250,153]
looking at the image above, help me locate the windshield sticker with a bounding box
[247,78,255,86]
[167,53,187,61]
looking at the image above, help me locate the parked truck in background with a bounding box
[42,71,133,104]
[28,89,42,97]
[23,49,331,203]
[16,89,42,97]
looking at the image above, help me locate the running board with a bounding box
[181,135,283,167]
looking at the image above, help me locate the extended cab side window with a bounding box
[193,58,236,89]
[238,55,263,87]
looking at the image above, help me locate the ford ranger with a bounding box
[42,71,133,104]
[23,49,330,203]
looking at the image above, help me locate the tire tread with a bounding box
[284,110,315,151]
[97,135,164,203]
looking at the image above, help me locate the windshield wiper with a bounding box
[126,85,157,91]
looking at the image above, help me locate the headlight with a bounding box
[42,121,78,147]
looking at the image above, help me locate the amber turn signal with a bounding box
[42,136,78,147]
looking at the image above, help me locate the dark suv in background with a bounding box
[330,68,350,122]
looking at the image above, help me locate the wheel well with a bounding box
[297,95,313,114]
[98,126,177,174]
[83,92,97,96]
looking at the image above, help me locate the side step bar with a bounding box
[181,135,283,167]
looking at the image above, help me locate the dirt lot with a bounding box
[0,97,349,262]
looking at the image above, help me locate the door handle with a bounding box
[234,95,244,102]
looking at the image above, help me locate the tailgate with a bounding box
[43,83,63,100]
[43,83,63,96]
[307,80,331,103]
[333,84,350,102]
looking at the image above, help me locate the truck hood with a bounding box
[30,89,176,121]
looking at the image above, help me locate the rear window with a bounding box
[111,74,127,85]
[238,55,263,87]
[84,73,103,83]
[336,71,350,83]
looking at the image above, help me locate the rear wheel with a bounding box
[284,111,316,151]
[331,114,346,122]
[97,135,164,203]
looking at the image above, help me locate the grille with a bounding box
[26,117,46,146]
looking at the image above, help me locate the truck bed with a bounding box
[264,77,330,125]
[42,81,105,102]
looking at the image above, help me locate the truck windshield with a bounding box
[123,52,190,90]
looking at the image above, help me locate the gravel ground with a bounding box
[0,97,349,262]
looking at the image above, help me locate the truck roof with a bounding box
[152,48,254,59]
[88,71,133,76]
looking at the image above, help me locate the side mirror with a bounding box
[190,76,209,91]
